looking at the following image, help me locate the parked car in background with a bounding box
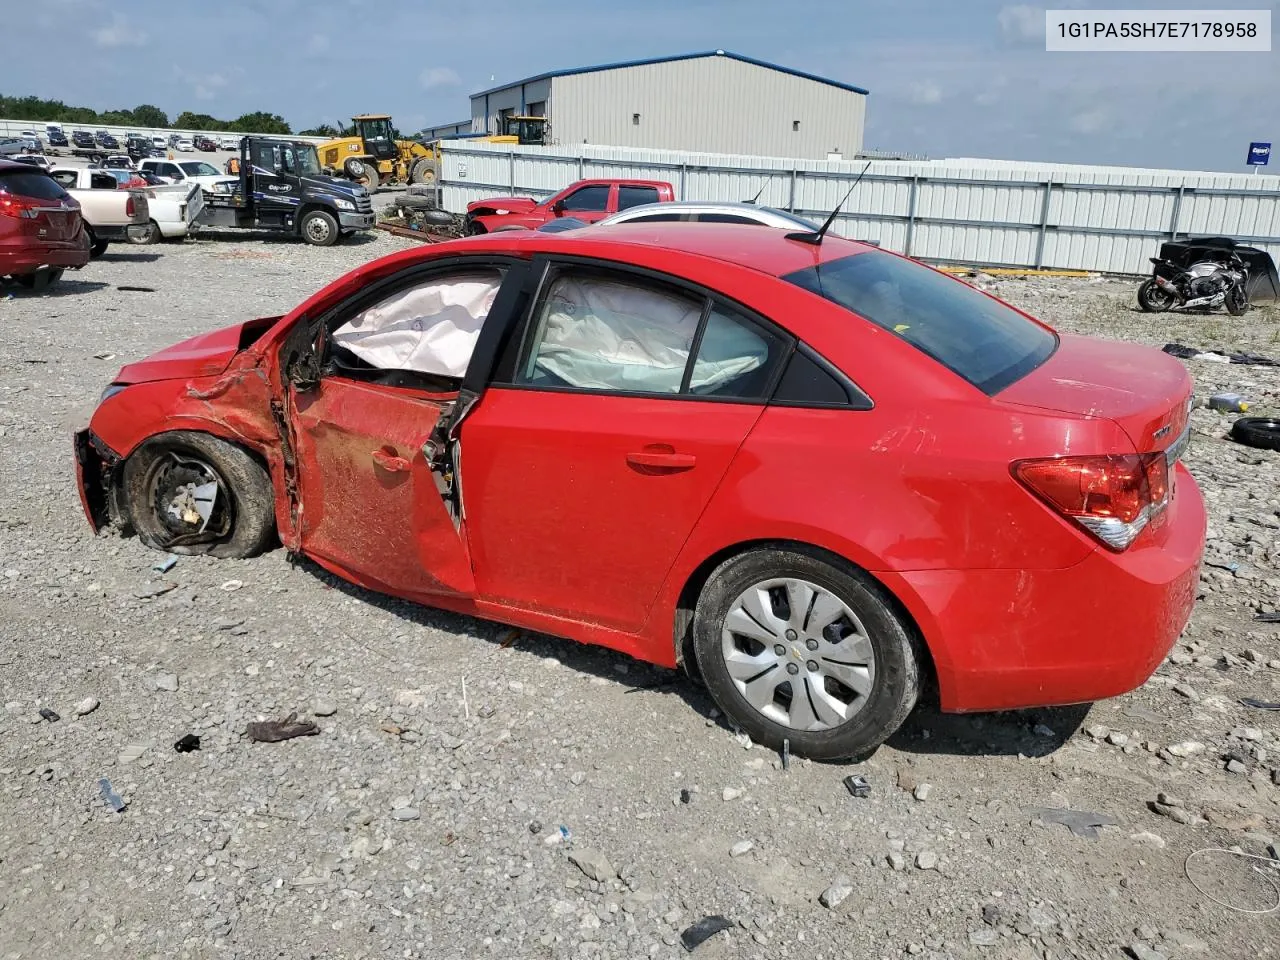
[72,131,97,150]
[193,136,218,152]
[217,135,241,150]
[138,158,238,195]
[0,158,90,291]
[176,139,194,152]
[464,179,674,234]
[0,138,25,157]
[44,166,149,256]
[96,132,120,150]
[599,201,821,229]
[51,166,203,244]
[72,223,1207,760]
[12,155,54,173]
[46,128,69,148]
[102,155,135,170]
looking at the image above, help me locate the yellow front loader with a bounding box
[318,114,548,192]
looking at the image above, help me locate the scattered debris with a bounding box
[843,774,871,798]
[819,878,854,908]
[74,697,99,716]
[1162,342,1280,367]
[173,734,200,753]
[246,712,320,743]
[98,777,126,813]
[543,825,571,846]
[93,352,116,360]
[151,555,177,573]
[679,788,693,805]
[679,915,734,952]
[219,579,244,592]
[392,807,420,821]
[116,286,156,293]
[1184,848,1280,914]
[133,581,177,599]
[117,742,152,764]
[781,738,790,771]
[568,848,616,882]
[38,707,59,723]
[729,840,754,858]
[1031,806,1120,839]
[1240,697,1280,711]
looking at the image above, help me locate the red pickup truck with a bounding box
[464,178,674,235]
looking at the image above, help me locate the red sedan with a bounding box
[1,158,90,291]
[73,225,1206,759]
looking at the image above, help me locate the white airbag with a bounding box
[332,272,502,378]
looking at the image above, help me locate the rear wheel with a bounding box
[1137,278,1175,312]
[300,209,339,247]
[129,220,163,245]
[692,546,921,761]
[361,166,380,193]
[86,226,108,258]
[409,158,437,186]
[120,431,276,558]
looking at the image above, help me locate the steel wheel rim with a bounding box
[146,452,232,545]
[720,577,876,731]
[305,216,332,243]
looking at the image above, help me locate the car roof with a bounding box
[601,201,816,225]
[0,157,48,173]
[461,221,877,278]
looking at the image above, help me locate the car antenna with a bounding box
[744,174,774,205]
[785,160,871,245]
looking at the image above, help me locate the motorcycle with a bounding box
[1137,250,1250,315]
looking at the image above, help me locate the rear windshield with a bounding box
[782,250,1057,394]
[0,170,68,202]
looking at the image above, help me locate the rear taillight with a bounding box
[0,193,39,220]
[1012,452,1173,551]
[125,195,136,216]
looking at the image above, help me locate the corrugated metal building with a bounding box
[461,50,867,160]
[422,119,471,140]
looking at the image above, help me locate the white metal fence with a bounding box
[439,141,1280,275]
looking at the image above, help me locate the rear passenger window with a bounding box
[695,213,760,224]
[689,305,785,399]
[617,186,660,210]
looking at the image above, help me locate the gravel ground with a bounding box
[2,235,1280,960]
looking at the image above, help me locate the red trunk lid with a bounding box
[999,334,1193,453]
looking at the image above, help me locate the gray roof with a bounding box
[471,50,868,99]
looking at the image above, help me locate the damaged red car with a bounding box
[74,224,1206,759]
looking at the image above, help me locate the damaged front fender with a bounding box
[73,429,123,532]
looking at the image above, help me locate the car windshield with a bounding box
[179,162,220,176]
[782,249,1057,394]
[288,144,321,175]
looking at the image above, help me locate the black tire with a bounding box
[120,431,276,559]
[409,157,437,186]
[1225,284,1249,317]
[343,157,366,179]
[465,218,487,236]
[415,209,455,227]
[129,220,163,245]
[1230,417,1280,452]
[1137,278,1175,312]
[14,268,63,292]
[361,166,379,193]
[691,546,921,761]
[299,209,339,247]
[85,226,108,258]
[399,194,438,211]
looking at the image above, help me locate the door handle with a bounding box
[371,448,410,472]
[626,449,696,471]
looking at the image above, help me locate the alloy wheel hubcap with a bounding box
[720,577,876,731]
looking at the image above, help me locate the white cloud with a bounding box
[419,66,461,90]
[996,5,1043,45]
[92,16,146,48]
[906,81,943,106]
[307,33,330,55]
[1068,107,1110,135]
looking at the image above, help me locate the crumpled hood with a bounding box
[114,317,276,384]
[467,195,538,214]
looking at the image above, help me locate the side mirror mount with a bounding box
[551,199,565,215]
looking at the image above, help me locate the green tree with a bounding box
[297,123,339,138]
[230,111,291,134]
[175,111,222,130]
[131,104,169,128]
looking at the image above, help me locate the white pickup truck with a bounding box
[55,167,205,244]
[138,158,238,197]
[46,167,149,256]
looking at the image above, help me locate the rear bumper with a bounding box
[891,463,1207,713]
[0,241,90,276]
[73,428,122,533]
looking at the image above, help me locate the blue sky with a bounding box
[10,0,1279,172]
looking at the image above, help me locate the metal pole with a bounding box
[1169,184,1185,240]
[509,150,515,190]
[1034,181,1053,270]
[679,164,687,201]
[578,149,584,180]
[904,176,919,256]
[788,169,797,212]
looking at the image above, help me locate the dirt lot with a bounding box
[1,234,1279,960]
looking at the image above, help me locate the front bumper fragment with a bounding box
[73,428,122,532]
[339,211,376,230]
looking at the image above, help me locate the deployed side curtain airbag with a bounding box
[532,276,766,392]
[332,272,503,378]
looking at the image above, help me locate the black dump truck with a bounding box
[197,135,375,246]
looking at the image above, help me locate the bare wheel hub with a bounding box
[720,577,876,731]
[149,454,232,544]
